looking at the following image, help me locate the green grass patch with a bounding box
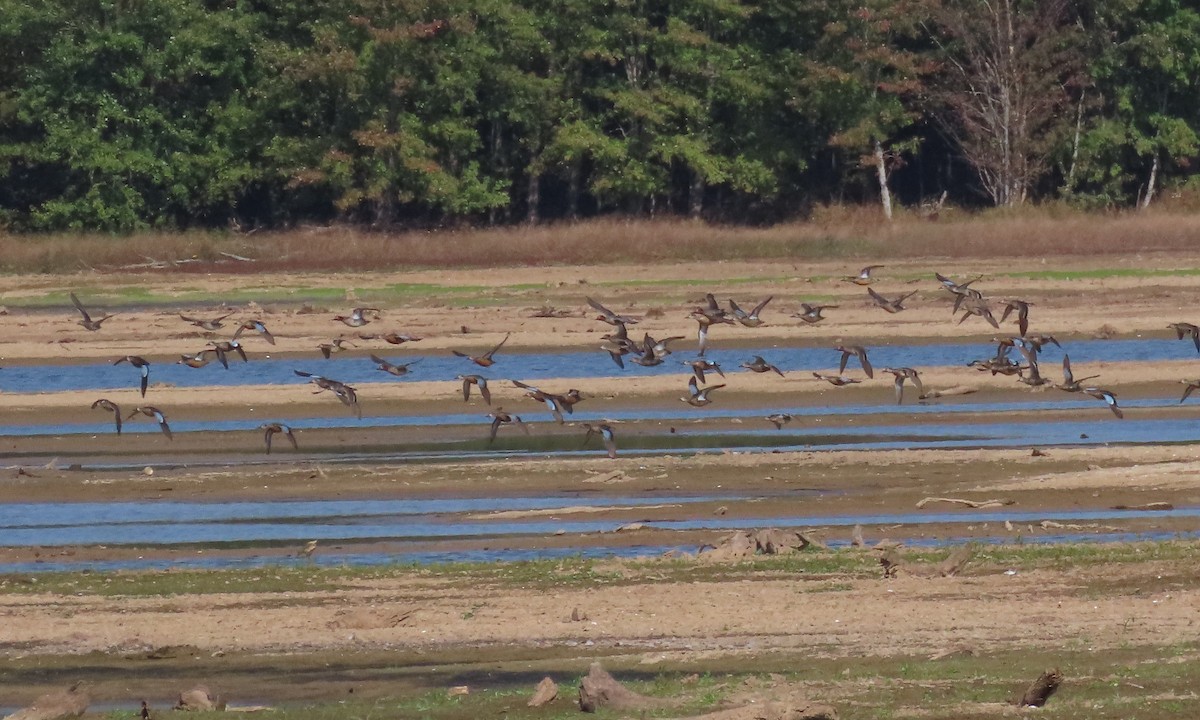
[4,540,1196,599]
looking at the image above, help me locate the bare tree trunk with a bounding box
[526,171,540,224]
[1065,89,1085,192]
[567,161,581,220]
[1140,155,1159,210]
[689,170,704,219]
[874,139,893,221]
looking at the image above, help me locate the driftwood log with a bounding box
[1013,668,1063,707]
[916,497,1014,510]
[679,701,838,719]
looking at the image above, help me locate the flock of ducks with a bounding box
[64,265,1198,458]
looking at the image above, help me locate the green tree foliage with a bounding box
[0,0,1196,231]
[1071,0,1200,207]
[1,0,265,231]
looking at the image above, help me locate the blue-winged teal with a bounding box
[360,331,423,345]
[957,296,1000,329]
[1180,380,1200,404]
[319,337,354,358]
[587,297,640,326]
[234,320,275,345]
[114,355,151,397]
[999,299,1033,337]
[126,406,172,439]
[1024,333,1061,351]
[741,355,784,376]
[91,398,122,435]
[683,359,724,384]
[729,296,772,327]
[457,374,491,405]
[935,272,982,294]
[881,367,923,404]
[1083,387,1123,419]
[845,265,884,285]
[689,308,734,357]
[766,413,793,429]
[512,379,567,423]
[177,350,216,369]
[259,422,298,453]
[582,423,617,458]
[179,313,232,331]
[294,370,361,418]
[452,333,510,367]
[557,389,584,415]
[1055,354,1099,392]
[834,344,873,378]
[792,303,837,324]
[70,292,113,331]
[868,287,918,314]
[681,376,725,406]
[812,372,861,387]
[207,340,247,368]
[370,354,419,376]
[1169,322,1200,353]
[487,408,528,442]
[334,307,380,328]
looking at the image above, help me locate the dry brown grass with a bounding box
[2,206,1199,274]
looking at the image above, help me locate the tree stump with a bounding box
[175,685,224,711]
[938,545,975,577]
[1013,668,1063,707]
[528,676,558,707]
[577,663,669,712]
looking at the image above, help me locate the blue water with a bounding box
[0,393,1188,440]
[1,497,1191,548]
[1,337,1193,394]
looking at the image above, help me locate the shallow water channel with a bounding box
[3,335,1199,573]
[2,494,1196,573]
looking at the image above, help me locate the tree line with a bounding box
[0,0,1197,232]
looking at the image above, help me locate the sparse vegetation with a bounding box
[4,211,1200,275]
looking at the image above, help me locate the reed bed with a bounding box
[1,205,1198,275]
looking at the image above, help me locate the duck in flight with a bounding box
[114,355,151,397]
[70,292,113,331]
[582,423,618,458]
[741,355,784,376]
[867,287,918,314]
[127,406,173,439]
[845,265,884,286]
[834,344,873,378]
[586,297,640,326]
[259,423,298,453]
[457,374,491,405]
[792,303,837,324]
[179,312,232,331]
[487,408,528,442]
[91,398,122,435]
[334,307,380,328]
[207,340,247,368]
[452,333,510,367]
[1169,322,1200,353]
[370,354,419,376]
[729,296,772,327]
[681,376,725,407]
[233,320,275,345]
